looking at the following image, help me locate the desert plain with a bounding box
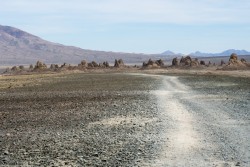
[0,68,250,167]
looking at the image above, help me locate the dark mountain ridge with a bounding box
[1,25,249,66]
[162,49,250,57]
[0,25,161,66]
[189,49,250,57]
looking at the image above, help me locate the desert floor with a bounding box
[0,70,249,166]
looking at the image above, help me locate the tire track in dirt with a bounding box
[142,74,249,167]
[151,76,209,166]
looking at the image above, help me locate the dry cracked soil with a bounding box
[0,72,249,166]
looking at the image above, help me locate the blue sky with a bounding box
[1,0,250,54]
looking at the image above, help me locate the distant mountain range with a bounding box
[189,49,250,57]
[1,25,249,66]
[0,25,158,65]
[162,49,250,57]
[161,50,184,56]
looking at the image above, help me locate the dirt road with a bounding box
[144,74,250,167]
[0,72,249,166]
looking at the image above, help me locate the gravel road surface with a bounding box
[144,74,250,167]
[0,72,249,166]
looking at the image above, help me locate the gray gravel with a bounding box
[0,72,249,166]
[0,73,162,166]
[147,74,250,167]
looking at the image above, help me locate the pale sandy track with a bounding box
[139,74,250,167]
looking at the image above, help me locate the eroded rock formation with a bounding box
[34,61,47,70]
[172,57,179,66]
[142,59,164,68]
[173,56,200,67]
[114,59,125,68]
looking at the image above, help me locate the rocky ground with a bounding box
[150,74,250,166]
[0,73,162,166]
[0,72,249,166]
[177,74,250,166]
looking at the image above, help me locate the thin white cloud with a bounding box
[1,0,250,24]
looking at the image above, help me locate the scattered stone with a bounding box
[230,53,238,61]
[228,53,245,66]
[34,61,47,70]
[147,59,154,66]
[155,59,164,66]
[220,60,226,66]
[114,59,125,68]
[19,65,25,70]
[178,56,200,67]
[235,162,240,166]
[180,56,192,66]
[50,64,59,70]
[200,60,206,65]
[92,61,99,68]
[221,53,248,70]
[11,66,19,72]
[172,57,179,66]
[241,58,246,63]
[61,63,70,69]
[142,59,164,68]
[78,60,88,68]
[4,67,11,73]
[88,62,94,68]
[29,64,34,70]
[190,58,200,67]
[93,153,99,157]
[4,150,9,155]
[103,61,109,68]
